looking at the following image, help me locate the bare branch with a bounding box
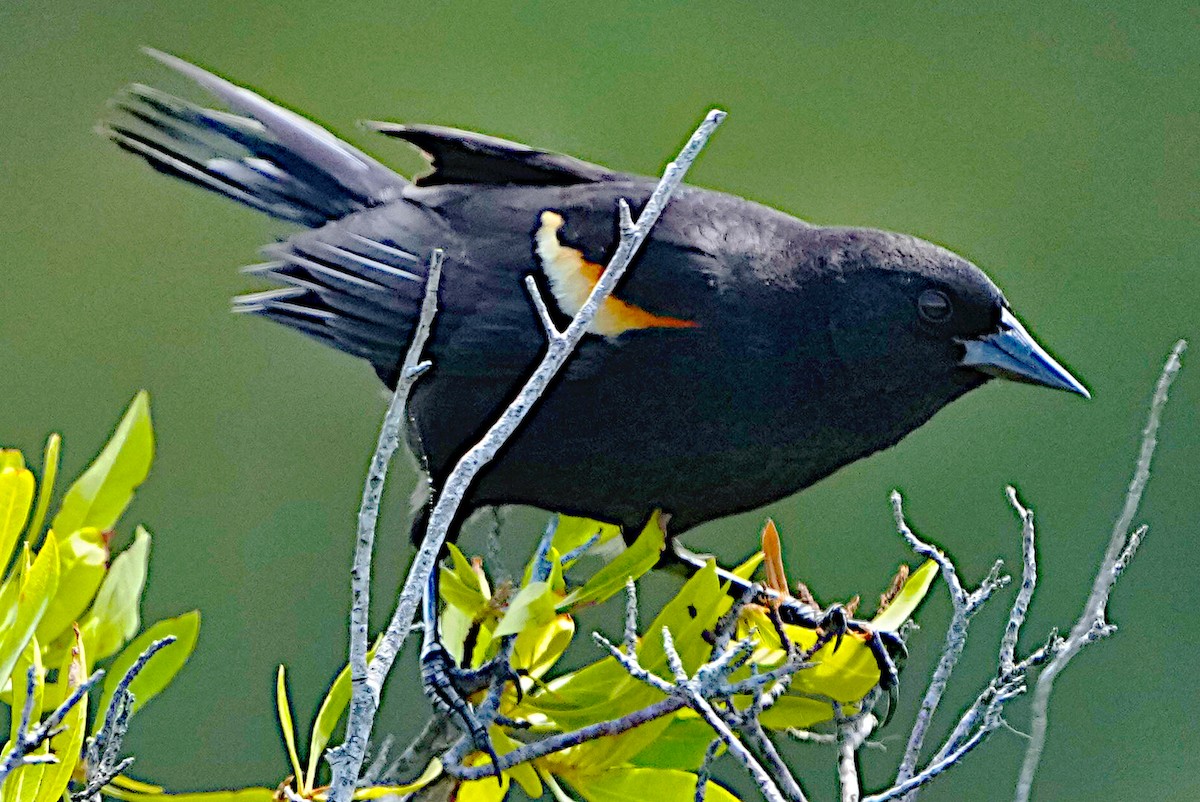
[836,712,875,802]
[1000,487,1037,674]
[623,578,640,655]
[1015,339,1186,802]
[328,249,444,797]
[890,494,1010,788]
[523,274,562,339]
[694,739,722,802]
[326,110,726,802]
[0,666,105,785]
[445,696,687,781]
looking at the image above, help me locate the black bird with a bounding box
[102,51,1089,554]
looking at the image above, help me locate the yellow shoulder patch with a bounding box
[535,210,698,337]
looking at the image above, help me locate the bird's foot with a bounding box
[777,599,907,721]
[420,640,512,782]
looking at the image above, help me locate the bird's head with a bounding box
[815,227,1089,406]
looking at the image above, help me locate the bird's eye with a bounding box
[917,289,953,324]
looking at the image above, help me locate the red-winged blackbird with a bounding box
[102,51,1088,547]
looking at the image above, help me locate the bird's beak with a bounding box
[959,308,1090,398]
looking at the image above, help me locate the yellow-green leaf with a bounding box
[526,562,728,732]
[571,767,742,802]
[275,666,304,786]
[0,535,60,691]
[495,581,556,638]
[96,610,200,719]
[100,785,276,802]
[872,560,938,632]
[34,627,88,802]
[26,434,61,547]
[0,451,25,472]
[79,527,150,661]
[305,645,377,791]
[552,515,622,557]
[492,727,542,797]
[512,613,575,682]
[338,759,441,799]
[440,564,489,616]
[455,758,510,802]
[627,712,716,769]
[0,464,35,571]
[557,513,665,612]
[52,391,153,535]
[36,527,108,646]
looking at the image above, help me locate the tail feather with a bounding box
[232,224,439,381]
[101,50,406,226]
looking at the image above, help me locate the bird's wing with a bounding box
[367,123,621,187]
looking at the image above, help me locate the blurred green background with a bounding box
[1,2,1197,799]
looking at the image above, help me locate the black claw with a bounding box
[421,643,504,783]
[820,605,850,653]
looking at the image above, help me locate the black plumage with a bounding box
[102,51,1088,546]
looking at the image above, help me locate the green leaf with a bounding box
[440,565,488,616]
[552,515,621,556]
[79,527,150,661]
[872,560,938,632]
[557,513,665,612]
[494,581,555,638]
[0,451,25,472]
[342,760,442,799]
[626,712,716,769]
[571,767,742,802]
[305,645,377,791]
[0,463,35,572]
[0,535,60,691]
[26,434,61,548]
[101,785,277,802]
[512,613,574,681]
[549,515,622,574]
[525,562,728,734]
[276,666,305,786]
[52,391,154,535]
[34,628,88,802]
[96,610,200,719]
[36,527,108,647]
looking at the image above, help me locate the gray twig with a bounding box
[891,494,1010,789]
[79,636,177,801]
[694,739,722,802]
[328,249,444,798]
[445,696,687,781]
[862,688,1016,802]
[1014,339,1186,802]
[0,666,104,785]
[326,111,725,802]
[1000,487,1037,674]
[837,712,875,802]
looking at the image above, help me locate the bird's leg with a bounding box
[419,567,505,781]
